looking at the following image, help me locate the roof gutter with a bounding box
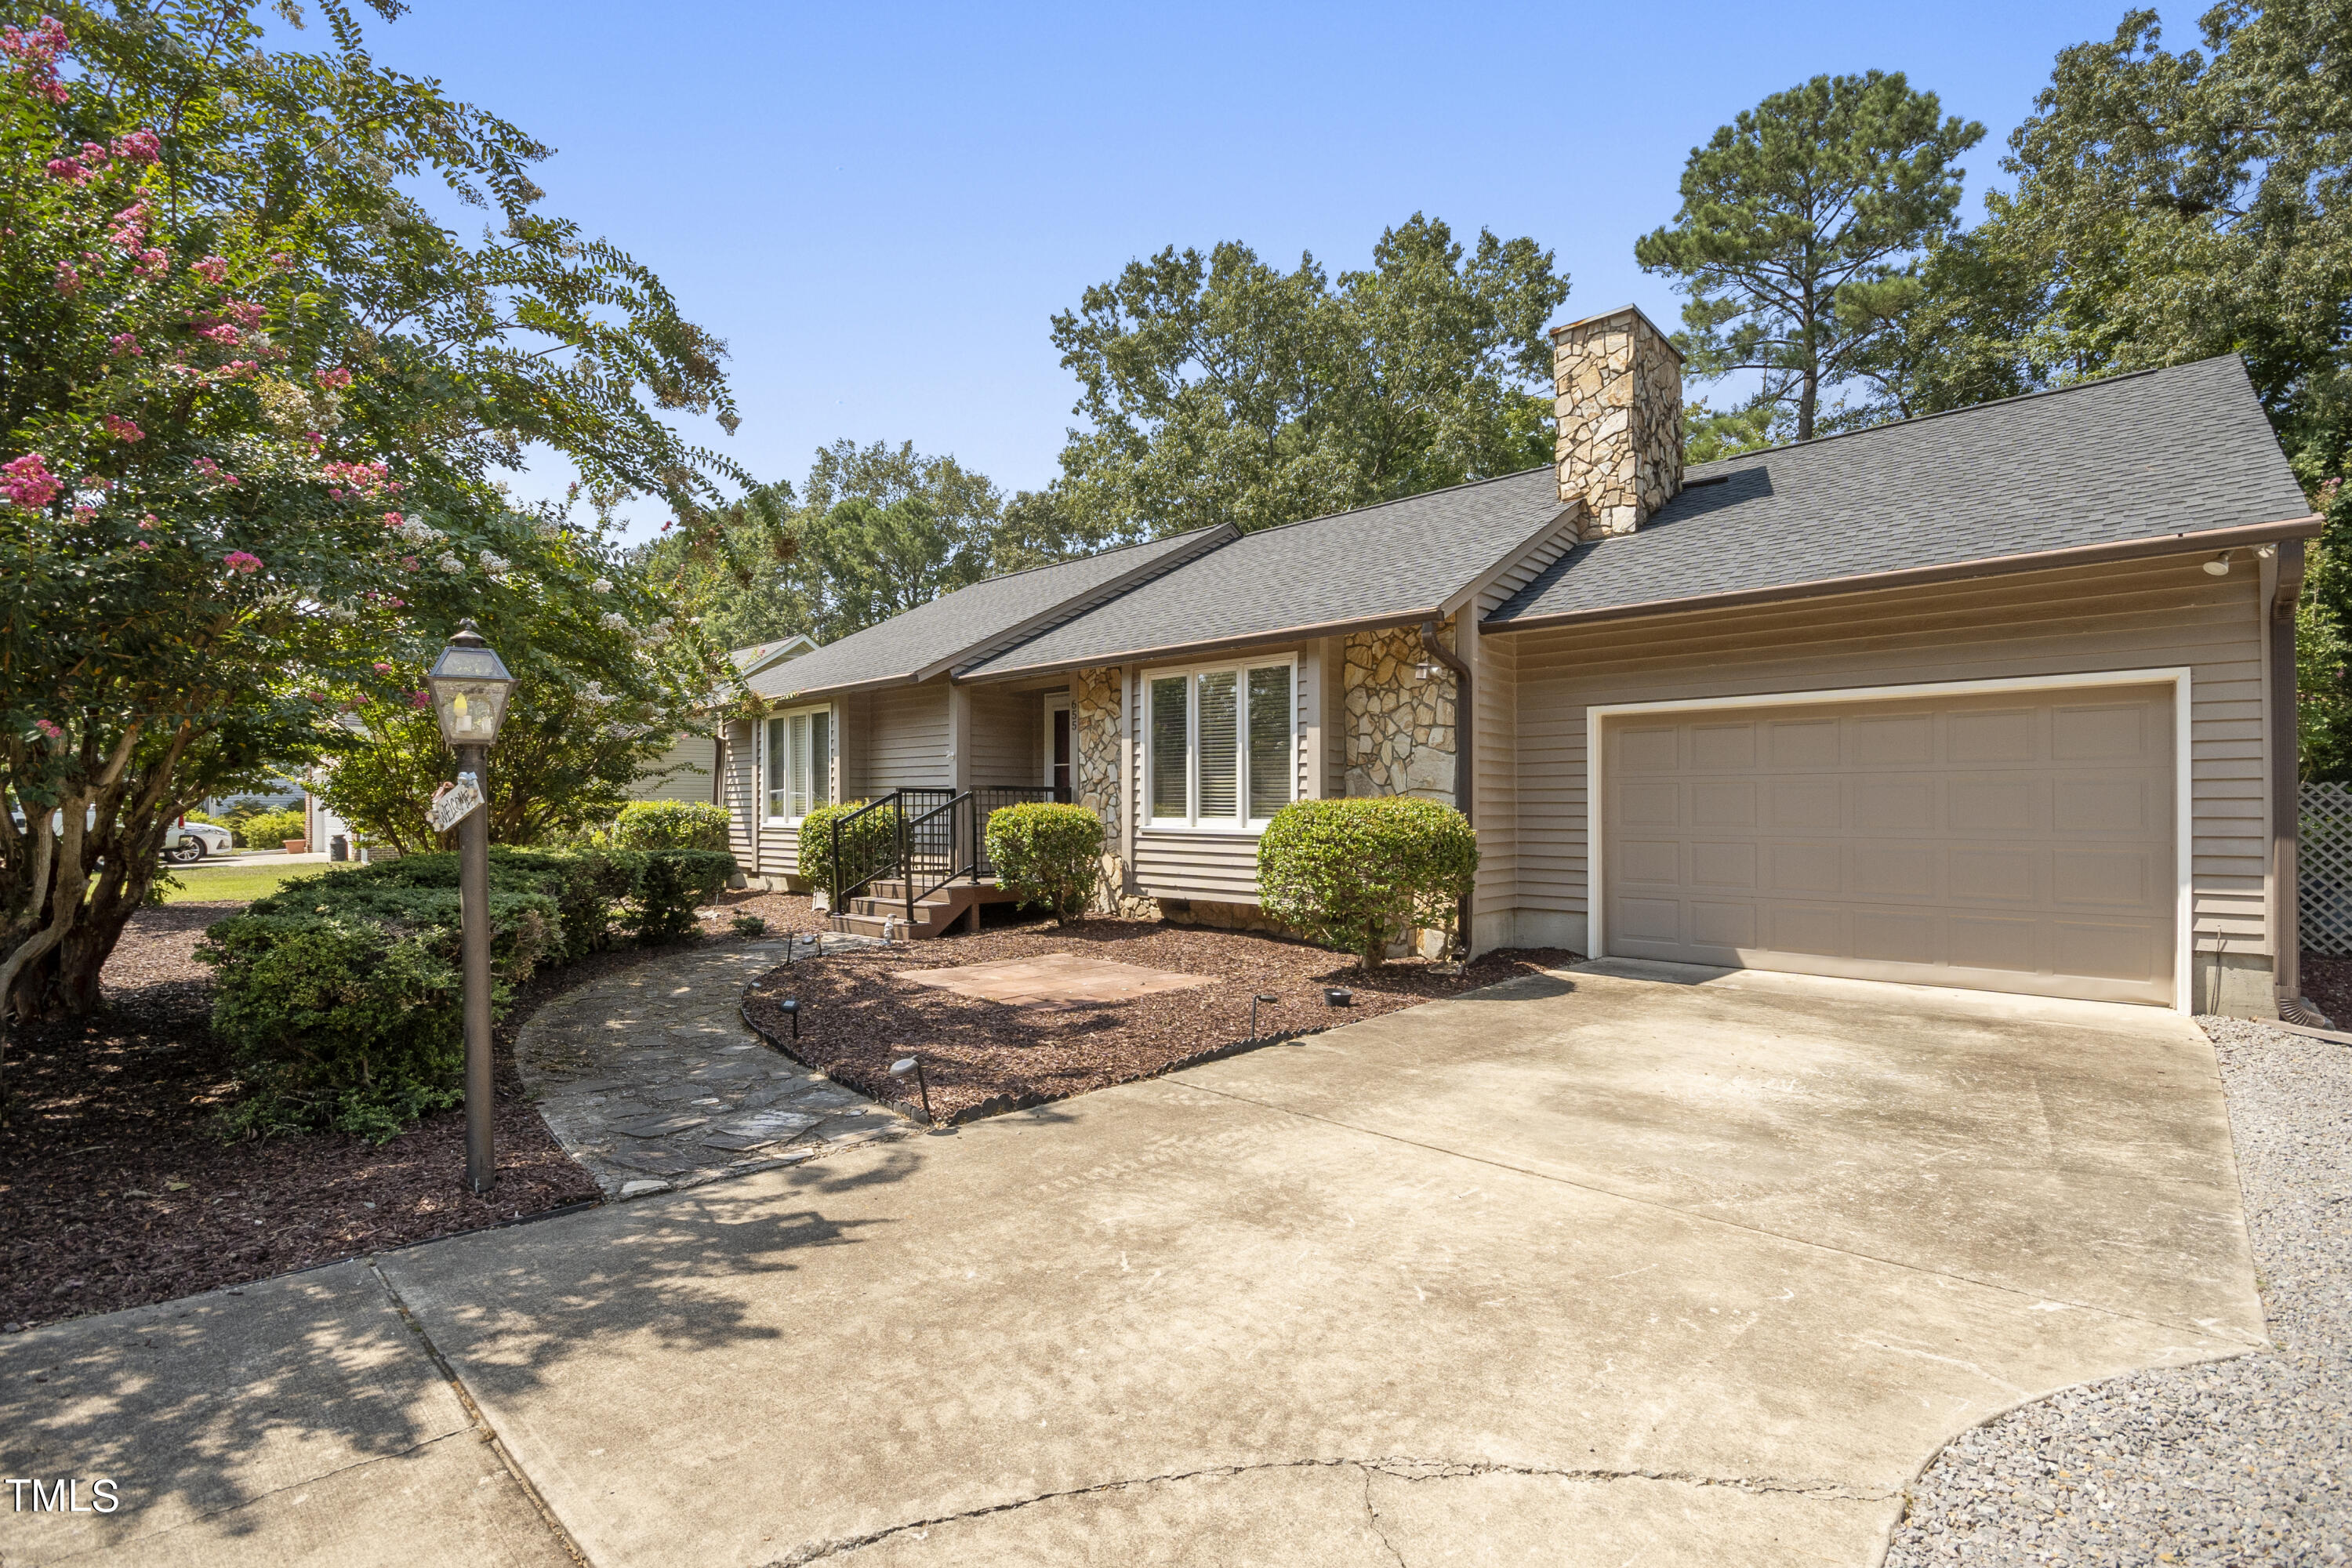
[1482,514,2325,634]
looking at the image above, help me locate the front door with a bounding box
[1047,699,1073,802]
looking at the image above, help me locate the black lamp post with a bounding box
[426,619,516,1196]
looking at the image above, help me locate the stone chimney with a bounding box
[1552,305,1684,541]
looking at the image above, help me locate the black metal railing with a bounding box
[829,784,1057,931]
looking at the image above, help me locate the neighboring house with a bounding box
[724,305,2318,1018]
[630,634,817,806]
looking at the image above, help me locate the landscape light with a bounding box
[889,1054,935,1123]
[1251,993,1279,1041]
[779,996,800,1040]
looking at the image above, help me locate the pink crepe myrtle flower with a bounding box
[2,16,71,104]
[107,332,141,357]
[44,157,89,184]
[139,514,158,528]
[192,256,228,285]
[223,300,265,329]
[222,550,262,575]
[53,259,78,294]
[33,718,64,740]
[107,201,149,249]
[373,662,395,674]
[103,414,143,443]
[314,367,353,390]
[111,129,159,164]
[2,452,62,509]
[269,251,293,270]
[134,539,153,550]
[72,504,94,521]
[199,323,241,345]
[399,555,419,572]
[132,249,168,278]
[213,361,256,382]
[410,690,431,709]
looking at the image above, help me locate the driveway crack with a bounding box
[763,1457,1897,1563]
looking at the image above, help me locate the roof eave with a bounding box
[1481,514,2325,634]
[958,605,1452,684]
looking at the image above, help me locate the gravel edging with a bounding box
[1882,1017,2352,1566]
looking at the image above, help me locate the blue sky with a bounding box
[343,0,2192,538]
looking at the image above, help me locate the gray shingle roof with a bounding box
[743,528,1218,699]
[960,469,1568,677]
[1488,356,2309,628]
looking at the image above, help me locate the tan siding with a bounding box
[1134,829,1263,902]
[722,720,759,869]
[1468,616,1520,925]
[864,681,951,791]
[628,735,717,803]
[1501,554,2271,956]
[840,692,872,802]
[967,684,1044,787]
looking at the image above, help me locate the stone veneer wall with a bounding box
[1070,666,1157,917]
[1341,620,1457,805]
[1553,307,1682,540]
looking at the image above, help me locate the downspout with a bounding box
[1420,619,1473,959]
[2271,540,2309,1018]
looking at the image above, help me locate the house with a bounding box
[720,306,2318,1018]
[628,634,815,806]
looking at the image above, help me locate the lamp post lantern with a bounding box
[426,619,516,1196]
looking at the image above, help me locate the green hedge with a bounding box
[1256,797,1478,968]
[797,799,899,897]
[610,799,731,853]
[200,844,734,1141]
[984,802,1104,923]
[237,807,308,848]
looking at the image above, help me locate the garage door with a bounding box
[1600,684,2177,1006]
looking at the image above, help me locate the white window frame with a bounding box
[1042,693,1071,793]
[1142,654,1297,832]
[760,702,835,827]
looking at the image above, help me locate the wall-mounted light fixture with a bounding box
[2204,551,2233,577]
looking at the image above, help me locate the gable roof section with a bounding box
[1487,355,2314,630]
[743,527,1228,700]
[728,634,816,678]
[960,469,1570,679]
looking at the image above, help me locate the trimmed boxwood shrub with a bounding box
[611,799,731,853]
[797,799,900,897]
[201,844,734,1141]
[1256,797,1478,967]
[984,802,1105,924]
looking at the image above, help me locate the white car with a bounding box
[163,821,234,863]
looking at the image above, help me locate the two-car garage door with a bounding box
[1599,684,2178,1006]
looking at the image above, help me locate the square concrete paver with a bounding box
[896,950,1214,1007]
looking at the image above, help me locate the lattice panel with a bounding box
[2302,782,2352,956]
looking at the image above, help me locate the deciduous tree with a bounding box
[0,2,741,1080]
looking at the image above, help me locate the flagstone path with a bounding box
[516,934,909,1199]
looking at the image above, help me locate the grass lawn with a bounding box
[158,858,352,906]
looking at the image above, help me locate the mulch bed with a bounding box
[2297,952,2352,1028]
[742,913,1577,1123]
[0,890,804,1334]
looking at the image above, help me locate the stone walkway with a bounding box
[516,935,907,1200]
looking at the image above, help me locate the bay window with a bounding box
[1146,659,1294,827]
[764,706,832,823]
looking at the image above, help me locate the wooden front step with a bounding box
[830,876,1021,940]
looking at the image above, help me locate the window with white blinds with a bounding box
[1144,659,1294,827]
[764,706,832,822]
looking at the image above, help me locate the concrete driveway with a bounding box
[2,960,2264,1566]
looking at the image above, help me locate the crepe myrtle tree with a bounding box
[0,2,749,1094]
[313,514,719,853]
